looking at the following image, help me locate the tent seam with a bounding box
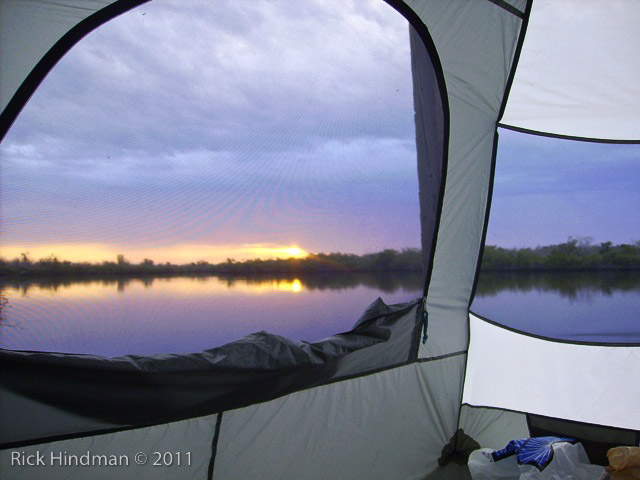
[470,310,640,347]
[485,0,525,19]
[498,123,640,144]
[0,357,432,451]
[462,403,640,435]
[207,412,223,480]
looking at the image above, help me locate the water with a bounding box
[0,273,422,356]
[472,271,640,343]
[1,271,638,357]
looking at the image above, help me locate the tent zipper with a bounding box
[422,297,429,344]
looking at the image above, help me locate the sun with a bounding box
[282,247,306,258]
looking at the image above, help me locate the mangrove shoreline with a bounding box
[1,239,640,278]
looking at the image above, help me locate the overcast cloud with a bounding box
[5,0,413,158]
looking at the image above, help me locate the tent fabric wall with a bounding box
[500,0,640,142]
[458,404,530,451]
[407,4,526,470]
[411,0,525,361]
[0,357,467,480]
[214,359,465,480]
[0,1,527,478]
[0,414,218,480]
[463,313,640,431]
[0,302,450,480]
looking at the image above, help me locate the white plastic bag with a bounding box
[468,448,520,480]
[469,442,605,480]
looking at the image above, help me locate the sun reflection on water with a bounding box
[1,275,307,300]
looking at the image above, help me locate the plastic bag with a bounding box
[469,441,605,480]
[607,447,640,480]
[468,448,520,479]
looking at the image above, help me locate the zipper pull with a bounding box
[422,297,429,344]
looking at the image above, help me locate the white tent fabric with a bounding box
[463,314,640,431]
[500,0,640,141]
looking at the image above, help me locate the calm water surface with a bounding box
[472,271,640,343]
[1,271,638,356]
[0,273,422,356]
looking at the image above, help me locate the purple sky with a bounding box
[491,130,640,248]
[1,0,639,263]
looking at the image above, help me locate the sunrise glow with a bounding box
[0,243,310,265]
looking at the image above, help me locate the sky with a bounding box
[489,130,640,248]
[1,0,639,264]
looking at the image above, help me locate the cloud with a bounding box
[4,0,413,170]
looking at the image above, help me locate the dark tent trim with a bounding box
[468,132,500,309]
[527,413,640,465]
[1,352,428,451]
[417,350,467,364]
[469,310,640,347]
[496,0,533,123]
[1,2,638,477]
[497,123,640,144]
[0,0,150,141]
[207,412,224,480]
[408,291,425,360]
[485,0,526,19]
[463,403,640,434]
[1,425,156,451]
[460,133,500,433]
[462,404,640,447]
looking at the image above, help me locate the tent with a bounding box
[1,0,639,478]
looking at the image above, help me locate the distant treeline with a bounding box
[481,239,640,271]
[1,239,639,277]
[0,249,423,276]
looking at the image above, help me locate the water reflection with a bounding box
[1,271,638,354]
[3,270,639,300]
[475,271,640,299]
[0,273,425,355]
[473,271,640,343]
[0,272,425,299]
